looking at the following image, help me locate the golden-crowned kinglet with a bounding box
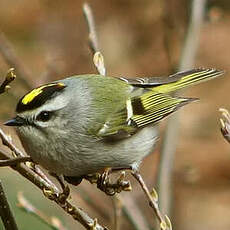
[4,69,223,179]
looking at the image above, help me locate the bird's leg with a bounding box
[49,173,70,203]
[85,168,132,196]
[97,168,114,195]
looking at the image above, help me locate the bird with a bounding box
[4,68,223,185]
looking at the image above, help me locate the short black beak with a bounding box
[4,116,25,126]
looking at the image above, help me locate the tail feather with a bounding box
[153,68,224,93]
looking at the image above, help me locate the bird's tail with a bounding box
[153,68,224,94]
[129,68,224,128]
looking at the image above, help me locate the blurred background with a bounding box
[0,0,230,229]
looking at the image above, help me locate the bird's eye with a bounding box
[36,111,52,122]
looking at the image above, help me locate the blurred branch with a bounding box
[219,108,230,143]
[83,2,99,54]
[157,0,207,217]
[161,1,175,73]
[0,31,33,90]
[179,0,207,70]
[17,192,68,230]
[112,195,122,230]
[0,180,19,230]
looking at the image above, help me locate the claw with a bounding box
[58,185,70,204]
[43,188,57,200]
[117,171,126,182]
[94,168,132,196]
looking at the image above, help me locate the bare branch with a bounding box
[112,195,122,230]
[83,3,106,75]
[0,31,33,89]
[0,156,31,167]
[132,171,171,230]
[179,0,207,70]
[83,2,99,54]
[0,180,19,230]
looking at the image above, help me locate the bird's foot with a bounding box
[85,168,132,196]
[58,184,70,204]
[48,173,71,204]
[43,187,58,201]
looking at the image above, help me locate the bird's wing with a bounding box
[94,68,224,138]
[97,91,194,137]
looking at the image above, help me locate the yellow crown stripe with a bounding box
[22,82,65,105]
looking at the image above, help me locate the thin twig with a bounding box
[0,156,31,167]
[0,68,16,95]
[0,31,33,89]
[0,180,19,230]
[83,2,99,54]
[83,3,106,75]
[132,172,163,226]
[132,171,171,230]
[0,128,25,157]
[157,0,207,217]
[33,164,59,190]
